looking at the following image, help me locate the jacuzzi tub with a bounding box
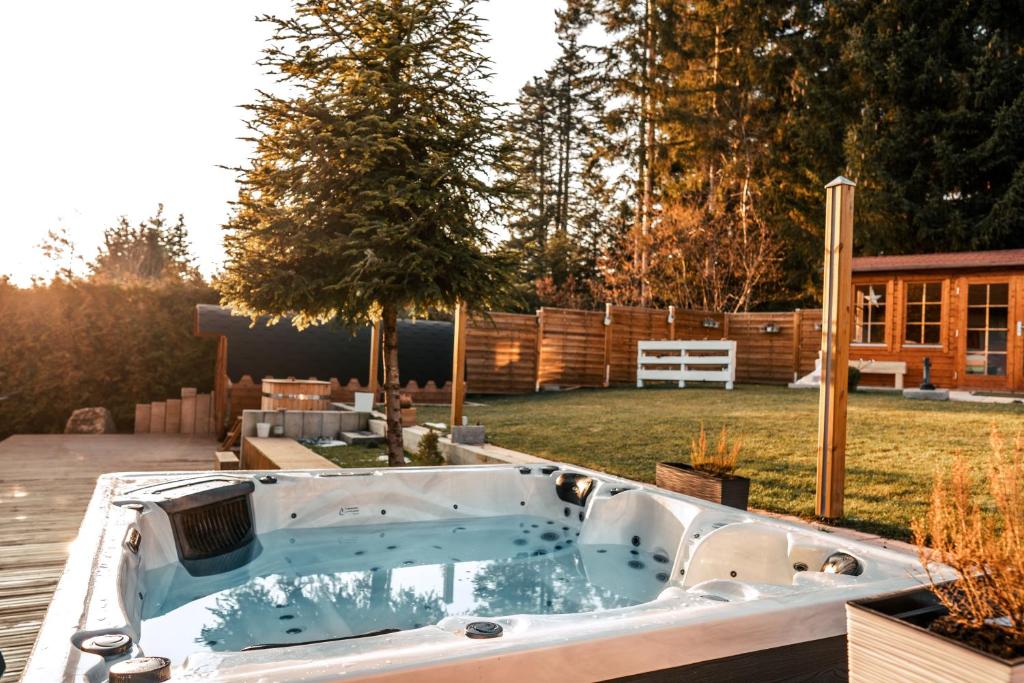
[24,464,933,682]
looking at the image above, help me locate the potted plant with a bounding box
[656,423,749,509]
[847,426,1023,680]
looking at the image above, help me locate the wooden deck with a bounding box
[0,434,215,682]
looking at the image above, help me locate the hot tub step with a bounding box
[341,430,385,446]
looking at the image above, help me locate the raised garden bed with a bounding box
[847,586,1023,681]
[655,461,750,510]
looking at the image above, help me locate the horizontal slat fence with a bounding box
[190,305,828,431]
[466,312,538,394]
[537,308,607,388]
[607,306,671,385]
[726,312,802,384]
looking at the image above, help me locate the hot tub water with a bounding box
[140,515,670,665]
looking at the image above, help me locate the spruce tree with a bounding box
[219,0,510,465]
[842,0,1024,254]
[498,32,614,309]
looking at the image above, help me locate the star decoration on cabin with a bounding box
[866,286,882,307]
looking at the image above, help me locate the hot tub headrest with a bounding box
[555,472,595,507]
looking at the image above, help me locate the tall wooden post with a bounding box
[450,302,468,428]
[367,319,381,403]
[816,176,856,520]
[603,303,613,387]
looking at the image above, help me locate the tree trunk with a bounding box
[381,303,404,466]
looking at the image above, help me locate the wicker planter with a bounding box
[847,586,1023,682]
[655,462,749,510]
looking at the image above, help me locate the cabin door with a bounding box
[958,278,1024,391]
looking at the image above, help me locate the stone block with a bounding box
[65,407,117,434]
[451,425,485,445]
[902,388,950,401]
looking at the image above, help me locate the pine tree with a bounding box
[561,0,665,305]
[219,0,511,464]
[498,31,614,309]
[91,205,198,283]
[842,0,1024,254]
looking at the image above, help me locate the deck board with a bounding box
[0,434,214,682]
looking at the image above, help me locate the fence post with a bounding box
[603,303,613,387]
[367,318,381,402]
[450,302,468,428]
[534,308,545,392]
[667,305,676,340]
[816,177,856,520]
[791,310,802,382]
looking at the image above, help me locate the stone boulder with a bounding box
[64,407,117,434]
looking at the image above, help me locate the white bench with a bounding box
[637,340,737,390]
[851,359,907,390]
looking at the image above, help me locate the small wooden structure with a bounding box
[636,340,737,389]
[260,378,331,411]
[851,248,1024,392]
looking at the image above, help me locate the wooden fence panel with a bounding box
[466,312,538,394]
[725,312,799,384]
[674,309,727,341]
[537,308,606,388]
[607,306,672,385]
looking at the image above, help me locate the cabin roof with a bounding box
[852,249,1024,274]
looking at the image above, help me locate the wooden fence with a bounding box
[460,305,821,393]
[186,304,825,436]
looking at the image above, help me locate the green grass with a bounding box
[418,386,1024,540]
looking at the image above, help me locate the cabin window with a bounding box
[853,283,887,344]
[903,282,942,345]
[965,283,1009,376]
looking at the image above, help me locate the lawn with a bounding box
[417,386,1024,540]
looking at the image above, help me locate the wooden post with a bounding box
[668,305,676,340]
[534,308,545,392]
[367,318,381,402]
[816,176,856,520]
[603,303,613,387]
[791,310,802,382]
[450,302,468,428]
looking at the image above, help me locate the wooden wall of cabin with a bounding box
[850,268,1024,390]
[850,271,955,389]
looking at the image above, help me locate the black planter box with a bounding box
[655,461,750,510]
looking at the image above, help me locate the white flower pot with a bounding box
[256,422,272,438]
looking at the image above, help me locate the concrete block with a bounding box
[284,412,304,439]
[341,430,385,446]
[368,419,388,436]
[903,388,950,401]
[451,425,485,445]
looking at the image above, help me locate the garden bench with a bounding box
[636,340,737,390]
[851,359,907,390]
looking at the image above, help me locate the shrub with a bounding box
[0,279,217,437]
[415,428,444,466]
[690,422,742,477]
[912,425,1024,658]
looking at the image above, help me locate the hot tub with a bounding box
[24,464,934,682]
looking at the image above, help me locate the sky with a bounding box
[0,1,561,285]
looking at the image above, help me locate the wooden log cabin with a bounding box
[850,248,1024,391]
